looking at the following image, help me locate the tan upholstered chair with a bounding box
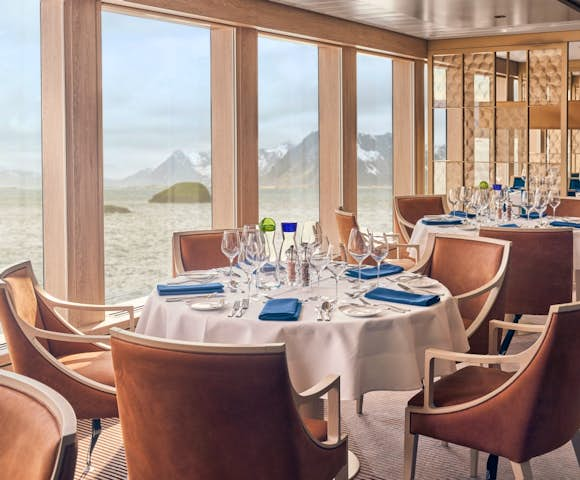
[172,229,230,275]
[0,261,134,473]
[393,195,446,243]
[0,370,77,480]
[554,196,580,217]
[478,228,573,316]
[111,329,348,480]
[413,234,511,355]
[334,208,418,269]
[404,301,580,480]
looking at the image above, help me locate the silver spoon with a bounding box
[321,300,333,322]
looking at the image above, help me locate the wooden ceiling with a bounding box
[267,0,580,39]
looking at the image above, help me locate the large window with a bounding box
[356,53,393,233]
[0,1,42,282]
[258,35,319,226]
[102,12,211,302]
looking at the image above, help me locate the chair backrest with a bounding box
[479,228,572,315]
[0,370,77,480]
[418,234,510,354]
[511,176,525,189]
[556,196,580,217]
[110,329,345,480]
[488,302,580,462]
[570,178,580,192]
[394,195,446,242]
[334,209,358,263]
[571,172,580,179]
[172,229,230,275]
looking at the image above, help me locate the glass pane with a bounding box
[495,163,510,186]
[464,108,494,165]
[464,52,494,107]
[529,48,562,105]
[258,36,319,226]
[446,162,463,191]
[433,161,446,194]
[102,12,211,302]
[433,54,462,108]
[356,53,393,233]
[0,1,42,286]
[496,104,527,177]
[496,51,527,103]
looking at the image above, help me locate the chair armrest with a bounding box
[296,374,341,444]
[454,275,501,303]
[488,320,544,354]
[32,328,111,344]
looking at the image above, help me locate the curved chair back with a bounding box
[334,209,359,264]
[556,196,580,217]
[511,176,525,189]
[0,370,77,480]
[172,229,230,275]
[479,228,572,315]
[416,234,510,354]
[394,195,446,242]
[111,329,346,480]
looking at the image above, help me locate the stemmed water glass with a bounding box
[325,244,349,304]
[221,230,240,286]
[369,234,390,286]
[309,243,331,292]
[448,187,459,217]
[533,189,548,226]
[347,227,370,291]
[548,189,561,219]
[459,186,472,213]
[521,190,533,222]
[237,244,256,300]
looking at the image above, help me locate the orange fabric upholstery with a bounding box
[555,197,580,217]
[111,335,347,480]
[173,229,230,275]
[479,228,572,315]
[422,236,508,354]
[0,262,117,420]
[0,372,77,480]
[58,351,116,387]
[408,304,580,464]
[394,195,446,241]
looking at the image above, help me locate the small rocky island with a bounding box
[149,182,211,204]
[104,205,131,214]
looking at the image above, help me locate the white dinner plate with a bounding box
[398,276,439,288]
[338,304,380,318]
[182,270,219,281]
[188,298,226,311]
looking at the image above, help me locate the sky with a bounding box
[0,3,393,179]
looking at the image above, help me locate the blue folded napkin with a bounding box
[449,210,476,218]
[499,223,519,228]
[550,220,580,228]
[364,287,440,307]
[157,282,224,296]
[345,263,404,279]
[258,298,302,321]
[519,211,547,219]
[421,218,463,226]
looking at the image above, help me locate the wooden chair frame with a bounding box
[0,369,77,480]
[404,302,580,480]
[110,328,348,478]
[393,194,447,243]
[410,233,511,341]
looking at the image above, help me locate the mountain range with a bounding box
[0,131,393,188]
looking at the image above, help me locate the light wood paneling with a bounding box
[341,47,357,214]
[393,60,415,197]
[235,28,259,226]
[41,0,104,325]
[211,27,236,229]
[104,0,426,59]
[318,46,342,244]
[414,60,426,193]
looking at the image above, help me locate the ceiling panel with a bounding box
[268,0,580,39]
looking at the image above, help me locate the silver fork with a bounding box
[359,297,410,313]
[236,298,250,317]
[228,300,241,317]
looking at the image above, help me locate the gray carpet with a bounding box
[74,323,579,479]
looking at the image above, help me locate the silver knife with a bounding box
[228,300,241,317]
[236,298,250,317]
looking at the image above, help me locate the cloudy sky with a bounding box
[0,3,393,179]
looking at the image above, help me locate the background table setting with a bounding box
[136,223,468,401]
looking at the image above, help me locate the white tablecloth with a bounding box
[409,218,580,272]
[136,275,468,400]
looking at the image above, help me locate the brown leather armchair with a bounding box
[334,208,418,269]
[404,301,580,480]
[0,370,77,480]
[393,194,446,243]
[172,229,230,275]
[413,234,511,354]
[557,196,580,217]
[110,328,348,480]
[0,261,134,473]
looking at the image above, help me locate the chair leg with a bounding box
[83,418,102,474]
[572,430,580,466]
[403,431,418,480]
[335,463,348,480]
[510,461,533,480]
[356,395,363,415]
[470,449,479,478]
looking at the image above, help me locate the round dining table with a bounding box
[137,271,467,479]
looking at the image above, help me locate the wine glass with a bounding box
[325,245,349,304]
[309,243,331,292]
[533,189,548,226]
[548,189,561,219]
[221,230,240,286]
[448,187,459,217]
[459,186,472,213]
[521,190,533,222]
[369,234,390,286]
[347,227,370,290]
[238,244,256,300]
